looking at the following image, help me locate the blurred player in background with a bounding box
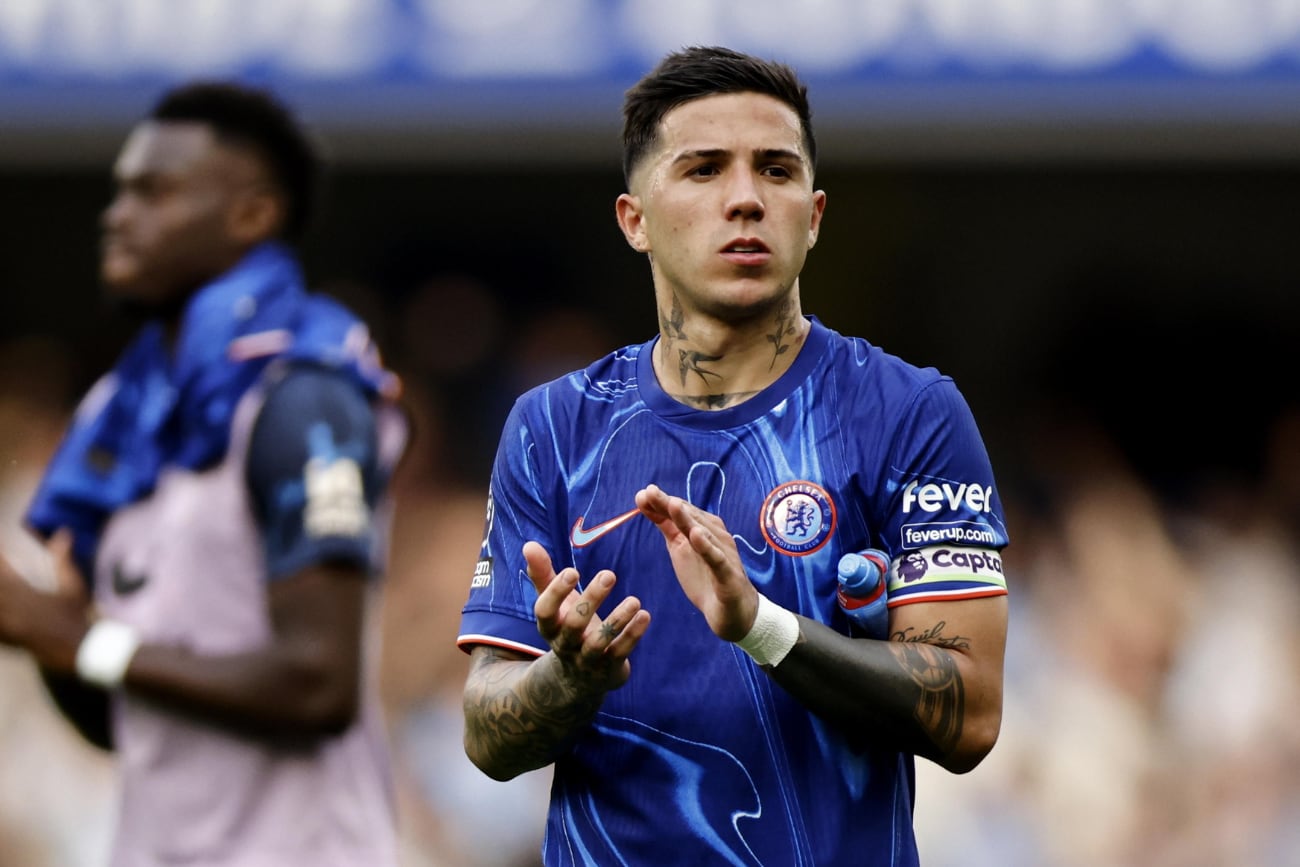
[0,81,406,865]
[457,46,1011,865]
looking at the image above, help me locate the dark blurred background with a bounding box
[6,162,1297,499]
[3,3,1299,866]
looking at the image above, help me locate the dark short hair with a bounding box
[621,46,816,186]
[151,81,320,242]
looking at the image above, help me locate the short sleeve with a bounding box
[457,392,555,656]
[876,379,1010,605]
[245,365,383,580]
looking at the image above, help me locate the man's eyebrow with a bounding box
[670,147,806,166]
[671,148,729,165]
[114,166,173,186]
[756,148,804,163]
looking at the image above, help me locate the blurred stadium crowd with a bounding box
[1,260,1296,865]
[4,1,1300,863]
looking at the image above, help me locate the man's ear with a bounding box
[228,188,284,245]
[615,193,650,253]
[807,189,827,250]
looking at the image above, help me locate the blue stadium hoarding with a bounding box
[4,0,1300,164]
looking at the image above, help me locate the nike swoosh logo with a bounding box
[112,563,148,596]
[570,508,641,547]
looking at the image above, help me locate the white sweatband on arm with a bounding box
[735,593,800,668]
[75,619,141,690]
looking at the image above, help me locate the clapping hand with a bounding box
[635,484,759,643]
[523,540,650,695]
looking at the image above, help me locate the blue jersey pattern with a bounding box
[459,317,1009,867]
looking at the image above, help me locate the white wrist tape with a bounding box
[735,594,800,668]
[75,620,141,689]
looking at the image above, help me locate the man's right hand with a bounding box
[523,540,651,695]
[462,544,652,781]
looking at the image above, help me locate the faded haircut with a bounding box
[621,45,816,186]
[152,81,321,242]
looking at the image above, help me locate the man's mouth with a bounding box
[721,239,771,265]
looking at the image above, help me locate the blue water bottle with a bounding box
[836,549,891,638]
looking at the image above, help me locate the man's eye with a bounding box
[691,165,718,177]
[130,177,169,199]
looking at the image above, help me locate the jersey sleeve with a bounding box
[457,392,554,656]
[876,379,1010,606]
[245,365,384,581]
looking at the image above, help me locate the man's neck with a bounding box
[653,294,809,411]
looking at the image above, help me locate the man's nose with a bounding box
[725,173,764,221]
[101,193,129,231]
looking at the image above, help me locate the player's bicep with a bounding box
[885,543,1007,655]
[888,595,1007,663]
[886,594,1008,764]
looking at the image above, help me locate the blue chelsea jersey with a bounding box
[458,317,1009,867]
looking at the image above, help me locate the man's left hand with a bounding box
[635,483,759,642]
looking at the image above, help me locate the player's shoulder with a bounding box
[818,321,952,405]
[257,362,374,420]
[511,341,646,416]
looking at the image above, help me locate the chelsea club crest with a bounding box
[761,480,836,556]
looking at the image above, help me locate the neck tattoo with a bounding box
[766,301,801,369]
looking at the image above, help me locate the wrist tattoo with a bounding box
[464,648,603,771]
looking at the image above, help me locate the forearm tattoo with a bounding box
[464,648,604,773]
[891,640,964,756]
